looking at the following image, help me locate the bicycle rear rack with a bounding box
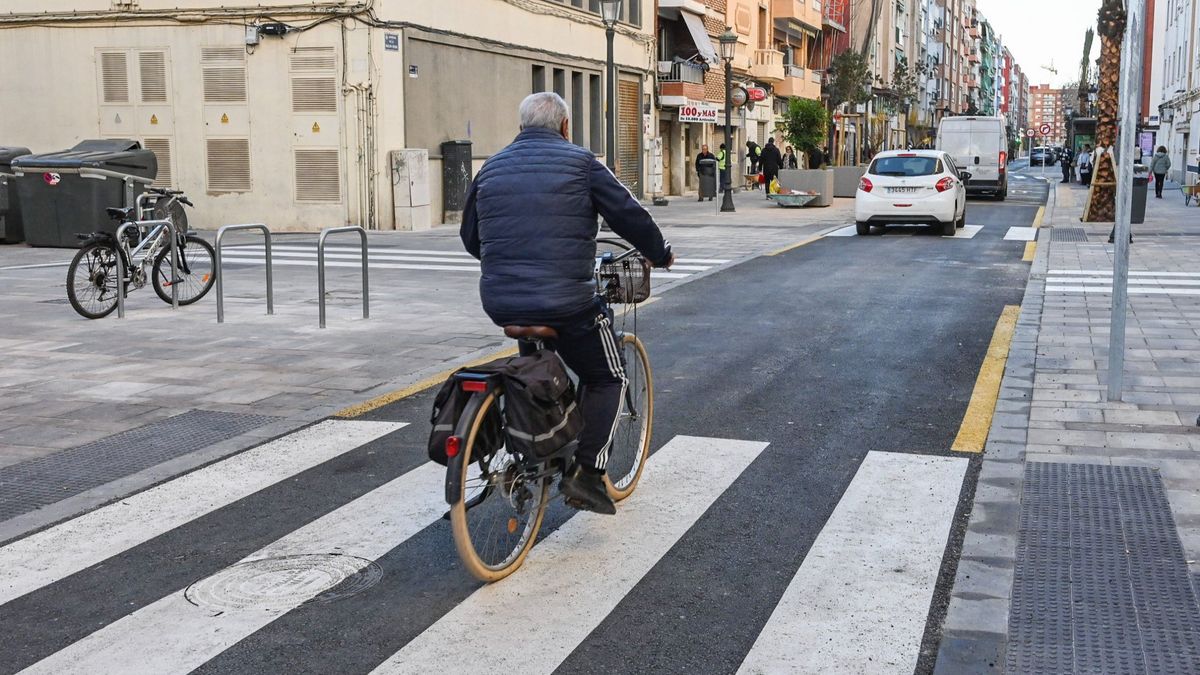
[114,219,178,319]
[317,225,369,329]
[214,223,273,324]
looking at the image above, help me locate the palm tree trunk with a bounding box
[1084,0,1126,222]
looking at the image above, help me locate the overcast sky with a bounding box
[976,0,1102,87]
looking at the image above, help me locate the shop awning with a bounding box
[681,12,719,64]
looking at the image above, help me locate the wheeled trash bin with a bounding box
[0,146,30,244]
[12,139,157,247]
[698,158,717,201]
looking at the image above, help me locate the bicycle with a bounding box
[66,188,216,319]
[445,239,654,582]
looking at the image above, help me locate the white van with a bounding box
[935,116,1008,200]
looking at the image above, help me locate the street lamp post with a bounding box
[600,0,622,171]
[719,28,738,213]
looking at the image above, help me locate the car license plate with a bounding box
[887,187,918,193]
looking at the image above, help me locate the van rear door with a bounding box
[939,121,1002,184]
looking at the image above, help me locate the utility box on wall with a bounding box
[391,149,431,231]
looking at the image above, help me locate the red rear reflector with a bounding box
[461,380,487,392]
[894,204,913,207]
[446,436,461,458]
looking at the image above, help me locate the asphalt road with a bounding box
[0,182,1047,675]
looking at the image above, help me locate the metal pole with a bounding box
[359,228,369,319]
[318,231,328,329]
[720,58,736,213]
[214,224,273,323]
[115,223,132,319]
[317,226,369,328]
[1108,0,1146,402]
[605,26,616,171]
[167,221,179,310]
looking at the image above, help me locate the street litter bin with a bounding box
[1131,164,1148,225]
[0,146,30,244]
[12,139,157,248]
[698,158,717,201]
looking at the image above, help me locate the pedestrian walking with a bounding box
[1078,144,1093,186]
[1061,147,1074,183]
[784,145,799,170]
[1150,145,1171,198]
[758,138,782,198]
[694,144,716,202]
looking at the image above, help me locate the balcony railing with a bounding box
[810,68,822,83]
[750,48,786,82]
[785,64,806,79]
[658,61,706,85]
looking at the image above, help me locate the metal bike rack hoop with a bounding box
[214,223,274,324]
[317,225,369,329]
[114,219,178,318]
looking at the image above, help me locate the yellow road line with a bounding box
[335,345,519,418]
[1022,241,1036,262]
[951,305,1020,453]
[1031,205,1045,229]
[767,234,823,256]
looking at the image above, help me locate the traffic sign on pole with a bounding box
[1039,123,1052,136]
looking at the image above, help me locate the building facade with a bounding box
[1029,84,1068,146]
[1153,0,1197,183]
[0,0,655,231]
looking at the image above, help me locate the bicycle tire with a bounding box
[450,392,551,582]
[66,242,121,319]
[605,333,653,501]
[152,235,216,305]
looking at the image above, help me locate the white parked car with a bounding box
[854,150,970,236]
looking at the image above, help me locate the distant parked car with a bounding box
[855,150,970,237]
[1030,147,1054,166]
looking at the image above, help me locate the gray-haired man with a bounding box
[460,92,674,514]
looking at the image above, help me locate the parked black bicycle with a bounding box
[443,239,654,582]
[66,188,215,319]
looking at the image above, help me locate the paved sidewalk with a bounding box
[936,181,1200,673]
[0,192,853,541]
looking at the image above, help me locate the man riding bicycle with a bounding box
[460,92,674,515]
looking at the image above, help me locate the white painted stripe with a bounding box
[1046,285,1200,296]
[20,462,445,675]
[226,245,474,258]
[372,435,770,675]
[225,248,719,270]
[0,420,405,606]
[825,226,859,237]
[220,257,482,273]
[1048,269,1200,278]
[1046,277,1200,286]
[1004,226,1038,241]
[944,225,983,239]
[737,451,967,675]
[0,261,73,271]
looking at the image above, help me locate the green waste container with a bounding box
[12,139,157,248]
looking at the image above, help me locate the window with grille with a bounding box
[290,47,338,114]
[99,51,129,103]
[138,52,168,103]
[616,79,640,195]
[206,138,252,193]
[143,137,174,187]
[201,47,247,103]
[294,148,341,202]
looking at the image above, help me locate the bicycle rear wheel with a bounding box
[66,243,121,319]
[604,334,653,501]
[450,392,550,582]
[152,235,215,305]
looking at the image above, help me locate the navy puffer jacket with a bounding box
[461,127,671,326]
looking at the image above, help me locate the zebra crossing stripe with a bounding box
[0,420,405,607]
[370,435,769,674]
[737,451,967,674]
[18,462,446,675]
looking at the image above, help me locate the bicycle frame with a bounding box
[115,219,180,317]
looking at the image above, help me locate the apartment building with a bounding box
[0,0,655,231]
[1154,0,1196,182]
[1029,84,1068,146]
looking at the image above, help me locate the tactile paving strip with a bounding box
[0,410,279,522]
[1050,227,1090,243]
[1007,462,1200,674]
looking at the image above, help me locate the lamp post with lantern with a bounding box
[719,27,738,213]
[599,0,622,171]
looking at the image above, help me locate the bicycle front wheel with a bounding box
[153,235,215,305]
[605,334,653,501]
[450,393,550,582]
[66,243,121,319]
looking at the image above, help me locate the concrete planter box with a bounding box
[833,166,867,198]
[777,169,834,207]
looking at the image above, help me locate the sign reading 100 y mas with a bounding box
[678,104,721,124]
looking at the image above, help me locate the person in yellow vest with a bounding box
[717,143,729,190]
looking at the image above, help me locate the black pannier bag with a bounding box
[427,351,581,464]
[500,350,582,459]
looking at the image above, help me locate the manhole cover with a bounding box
[184,554,382,610]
